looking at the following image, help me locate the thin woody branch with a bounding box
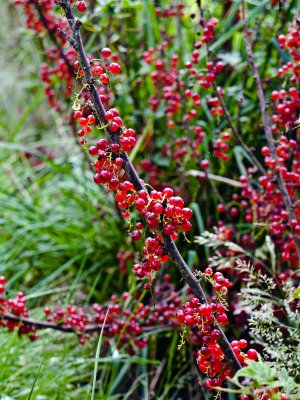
[241,0,300,263]
[211,82,266,175]
[0,312,171,334]
[56,0,242,375]
[30,0,76,75]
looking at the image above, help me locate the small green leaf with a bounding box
[293,286,300,299]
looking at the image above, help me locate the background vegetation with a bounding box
[0,0,299,399]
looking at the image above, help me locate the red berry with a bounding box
[247,349,258,360]
[79,118,88,127]
[217,203,225,213]
[101,48,112,58]
[74,111,82,119]
[89,146,98,156]
[115,157,123,167]
[278,35,286,45]
[109,63,121,74]
[77,2,87,13]
[200,159,209,169]
[217,313,228,326]
[88,115,96,124]
[261,146,270,156]
[0,276,6,285]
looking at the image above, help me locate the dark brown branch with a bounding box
[0,313,170,334]
[241,0,300,263]
[56,0,242,375]
[30,0,76,75]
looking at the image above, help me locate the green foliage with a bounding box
[1,0,300,398]
[230,360,300,399]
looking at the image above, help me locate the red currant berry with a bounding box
[109,63,121,74]
[77,2,87,13]
[101,48,112,58]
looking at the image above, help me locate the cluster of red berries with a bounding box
[141,14,229,181]
[206,94,224,115]
[74,109,96,144]
[133,235,168,281]
[239,388,290,400]
[176,297,229,329]
[0,276,180,352]
[13,2,299,396]
[154,3,184,18]
[244,176,300,265]
[192,20,300,267]
[116,250,133,272]
[176,285,259,391]
[137,158,170,190]
[41,48,77,107]
[116,184,192,230]
[45,305,88,344]
[71,49,125,151]
[277,26,300,82]
[142,44,205,178]
[15,0,76,109]
[198,17,219,44]
[271,87,300,132]
[199,338,258,391]
[243,24,298,265]
[0,277,38,340]
[189,17,225,90]
[236,25,300,265]
[213,130,231,161]
[74,48,121,82]
[115,184,193,280]
[198,62,225,90]
[15,2,121,112]
[217,163,300,266]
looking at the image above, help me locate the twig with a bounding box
[55,0,242,375]
[241,0,300,263]
[30,0,76,75]
[149,357,166,398]
[0,312,170,334]
[212,81,266,175]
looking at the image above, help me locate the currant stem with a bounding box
[0,312,170,334]
[30,0,76,75]
[57,0,242,375]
